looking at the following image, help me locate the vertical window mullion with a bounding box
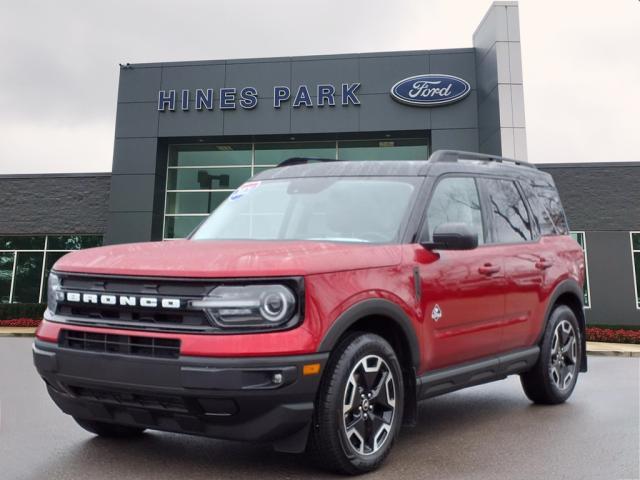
[163,147,172,240]
[9,250,17,303]
[38,236,48,303]
[571,231,590,308]
[581,232,591,308]
[631,232,640,309]
[251,142,256,176]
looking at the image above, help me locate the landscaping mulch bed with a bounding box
[586,327,640,345]
[0,318,41,327]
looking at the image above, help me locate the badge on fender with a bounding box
[431,304,442,322]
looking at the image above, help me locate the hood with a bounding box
[54,240,402,278]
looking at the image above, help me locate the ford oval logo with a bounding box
[390,74,471,107]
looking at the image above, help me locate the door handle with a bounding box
[478,263,501,275]
[535,259,553,270]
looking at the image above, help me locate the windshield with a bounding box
[191,176,421,243]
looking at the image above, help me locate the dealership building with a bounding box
[1,1,639,327]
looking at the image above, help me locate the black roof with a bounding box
[252,150,550,182]
[253,160,431,179]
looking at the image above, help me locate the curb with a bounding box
[586,341,640,358]
[0,327,37,337]
[587,349,640,358]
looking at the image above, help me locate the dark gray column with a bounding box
[105,66,164,245]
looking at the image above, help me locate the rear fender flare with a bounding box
[539,279,587,372]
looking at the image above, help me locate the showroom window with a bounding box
[570,231,591,308]
[0,235,103,304]
[337,138,428,161]
[164,138,429,239]
[630,232,640,308]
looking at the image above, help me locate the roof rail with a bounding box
[428,150,535,169]
[277,157,339,168]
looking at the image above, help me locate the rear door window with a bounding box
[483,178,534,243]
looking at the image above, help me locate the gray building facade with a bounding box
[0,174,109,304]
[0,1,638,327]
[107,1,526,245]
[0,173,110,235]
[538,163,640,327]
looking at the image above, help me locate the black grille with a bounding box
[69,385,188,413]
[57,304,210,330]
[59,329,181,359]
[56,273,214,332]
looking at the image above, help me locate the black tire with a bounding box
[310,332,404,475]
[521,305,581,404]
[74,418,146,438]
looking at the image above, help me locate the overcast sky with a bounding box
[0,0,638,174]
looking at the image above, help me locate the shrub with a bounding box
[0,303,46,320]
[586,327,640,345]
[0,318,41,327]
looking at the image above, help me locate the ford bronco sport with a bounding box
[33,150,586,474]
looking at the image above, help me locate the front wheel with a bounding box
[310,332,404,474]
[521,305,581,404]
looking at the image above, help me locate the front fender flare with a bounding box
[317,298,421,369]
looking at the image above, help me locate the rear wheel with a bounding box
[521,305,581,404]
[74,418,146,438]
[310,332,404,474]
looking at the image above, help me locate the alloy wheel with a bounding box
[342,354,396,456]
[549,319,578,390]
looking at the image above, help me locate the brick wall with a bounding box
[0,174,110,235]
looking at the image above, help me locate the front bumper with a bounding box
[33,339,328,451]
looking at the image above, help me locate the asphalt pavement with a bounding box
[1,337,638,480]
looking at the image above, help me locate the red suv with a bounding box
[33,150,586,474]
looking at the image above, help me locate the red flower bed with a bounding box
[0,318,41,327]
[587,327,640,344]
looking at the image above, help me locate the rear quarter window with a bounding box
[522,178,569,235]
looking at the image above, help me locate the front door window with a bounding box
[424,176,485,244]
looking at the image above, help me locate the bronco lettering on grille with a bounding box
[62,292,182,309]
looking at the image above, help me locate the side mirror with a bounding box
[421,222,478,251]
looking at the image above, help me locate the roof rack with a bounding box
[277,157,339,168]
[428,150,535,169]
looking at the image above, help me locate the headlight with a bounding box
[47,273,62,313]
[191,284,297,330]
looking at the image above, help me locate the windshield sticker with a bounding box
[230,181,261,200]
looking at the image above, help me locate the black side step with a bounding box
[417,346,539,400]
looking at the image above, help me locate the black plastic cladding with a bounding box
[59,329,181,359]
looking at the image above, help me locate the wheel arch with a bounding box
[318,299,420,369]
[317,298,421,425]
[541,279,587,372]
